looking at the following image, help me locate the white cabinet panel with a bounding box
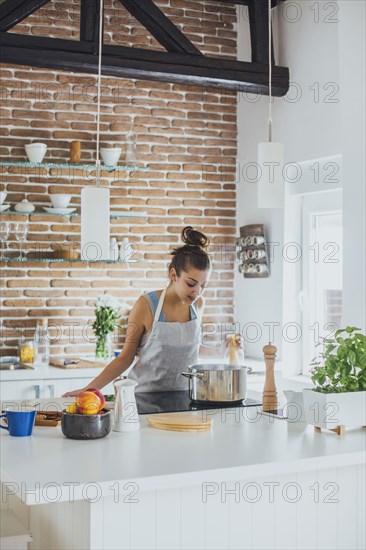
[1,381,41,402]
[0,378,114,401]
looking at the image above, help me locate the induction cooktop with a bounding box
[135,390,262,415]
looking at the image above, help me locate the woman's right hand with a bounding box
[62,388,86,398]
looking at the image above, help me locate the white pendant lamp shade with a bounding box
[81,187,110,260]
[257,141,284,208]
[257,0,284,209]
[80,0,111,257]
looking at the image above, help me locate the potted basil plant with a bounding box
[303,327,366,429]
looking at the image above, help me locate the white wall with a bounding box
[338,0,366,330]
[235,1,365,361]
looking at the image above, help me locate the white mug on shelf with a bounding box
[50,194,71,209]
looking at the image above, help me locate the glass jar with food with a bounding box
[18,341,35,364]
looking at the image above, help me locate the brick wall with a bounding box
[0,0,238,356]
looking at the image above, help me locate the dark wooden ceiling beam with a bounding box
[0,33,289,96]
[248,0,274,65]
[0,0,50,32]
[80,0,98,43]
[79,0,105,56]
[117,0,202,55]
[208,0,279,6]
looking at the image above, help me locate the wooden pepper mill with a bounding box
[262,342,279,412]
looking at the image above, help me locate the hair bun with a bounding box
[181,226,210,249]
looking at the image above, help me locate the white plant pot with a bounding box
[25,143,47,163]
[100,148,122,166]
[303,388,366,429]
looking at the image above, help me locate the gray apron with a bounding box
[129,286,202,393]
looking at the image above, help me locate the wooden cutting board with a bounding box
[35,411,62,427]
[50,358,106,369]
[147,413,213,432]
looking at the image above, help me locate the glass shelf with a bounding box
[1,210,149,219]
[0,161,149,172]
[0,257,142,264]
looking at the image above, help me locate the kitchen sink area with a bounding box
[0,357,30,371]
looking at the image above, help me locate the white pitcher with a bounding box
[113,379,140,432]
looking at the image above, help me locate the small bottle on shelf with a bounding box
[33,318,50,368]
[125,130,137,163]
[119,237,132,261]
[110,237,119,261]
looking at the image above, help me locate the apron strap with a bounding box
[153,288,167,323]
[190,301,200,320]
[153,286,202,323]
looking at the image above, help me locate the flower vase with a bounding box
[95,333,112,360]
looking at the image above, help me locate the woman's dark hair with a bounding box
[168,226,211,276]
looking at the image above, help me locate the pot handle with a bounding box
[181,371,205,380]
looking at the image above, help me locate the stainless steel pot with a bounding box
[181,363,247,403]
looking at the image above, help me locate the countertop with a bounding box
[0,357,270,382]
[0,362,108,382]
[1,392,365,505]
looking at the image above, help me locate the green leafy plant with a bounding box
[93,296,122,359]
[310,327,366,393]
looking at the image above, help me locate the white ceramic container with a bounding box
[0,192,7,205]
[100,148,122,166]
[25,143,47,163]
[14,199,35,213]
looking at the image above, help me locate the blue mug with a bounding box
[0,409,37,437]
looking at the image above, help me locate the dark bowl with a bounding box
[61,408,111,440]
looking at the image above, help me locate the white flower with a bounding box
[94,295,120,310]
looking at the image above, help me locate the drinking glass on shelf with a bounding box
[0,221,10,260]
[11,222,28,261]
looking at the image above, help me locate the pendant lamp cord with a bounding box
[268,0,272,143]
[95,0,104,186]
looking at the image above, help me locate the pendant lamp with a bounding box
[81,0,110,260]
[257,0,284,209]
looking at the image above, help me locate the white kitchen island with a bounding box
[1,402,365,550]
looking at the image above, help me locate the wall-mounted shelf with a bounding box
[0,210,149,219]
[0,257,142,264]
[237,224,269,278]
[0,161,149,172]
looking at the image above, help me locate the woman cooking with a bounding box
[64,226,242,396]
